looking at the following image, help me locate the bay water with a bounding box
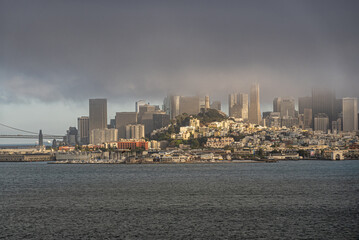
[1,161,358,239]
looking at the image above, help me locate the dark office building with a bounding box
[298,96,312,114]
[312,88,336,129]
[115,112,138,139]
[89,99,107,134]
[153,113,170,130]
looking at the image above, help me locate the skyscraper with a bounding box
[228,93,237,117]
[163,96,171,115]
[78,116,89,145]
[298,97,312,114]
[280,97,295,117]
[135,100,147,113]
[303,108,313,129]
[153,113,170,130]
[342,98,358,132]
[249,83,261,124]
[115,112,138,139]
[312,88,335,129]
[89,99,107,135]
[179,96,200,115]
[273,97,281,113]
[238,93,249,120]
[170,95,180,119]
[228,93,248,119]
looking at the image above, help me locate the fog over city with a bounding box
[1,0,359,136]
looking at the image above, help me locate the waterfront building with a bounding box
[249,83,261,125]
[116,139,148,150]
[115,112,138,139]
[342,97,358,132]
[89,99,107,138]
[148,140,159,150]
[78,116,89,145]
[125,124,145,139]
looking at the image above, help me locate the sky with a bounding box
[0,0,359,140]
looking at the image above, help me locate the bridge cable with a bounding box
[0,122,38,134]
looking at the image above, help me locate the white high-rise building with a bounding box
[342,98,358,132]
[125,124,145,139]
[238,93,248,120]
[90,128,118,145]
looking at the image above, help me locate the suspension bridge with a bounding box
[0,122,64,145]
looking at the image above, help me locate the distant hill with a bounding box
[174,108,227,128]
[195,108,228,125]
[150,108,228,141]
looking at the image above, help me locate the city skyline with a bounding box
[0,87,358,139]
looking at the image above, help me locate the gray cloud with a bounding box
[1,0,358,105]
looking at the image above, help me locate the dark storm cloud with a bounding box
[1,0,358,104]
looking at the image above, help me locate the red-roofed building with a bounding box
[117,141,148,150]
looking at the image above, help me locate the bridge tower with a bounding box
[39,130,43,146]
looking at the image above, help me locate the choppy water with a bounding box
[1,161,358,239]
